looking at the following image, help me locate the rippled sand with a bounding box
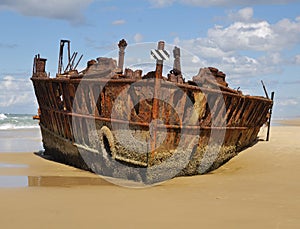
[0,124,299,228]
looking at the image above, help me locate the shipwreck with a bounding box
[31,39,274,184]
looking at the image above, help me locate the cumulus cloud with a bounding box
[228,7,254,22]
[149,0,298,7]
[0,0,95,24]
[207,21,277,52]
[205,9,300,53]
[172,7,300,79]
[0,76,35,108]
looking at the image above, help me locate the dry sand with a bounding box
[0,124,299,229]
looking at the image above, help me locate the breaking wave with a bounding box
[0,113,7,120]
[0,114,39,130]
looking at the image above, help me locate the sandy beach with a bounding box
[0,124,299,229]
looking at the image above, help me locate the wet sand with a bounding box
[0,125,299,228]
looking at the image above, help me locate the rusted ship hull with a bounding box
[31,40,273,184]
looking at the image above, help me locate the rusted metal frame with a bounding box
[80,85,91,115]
[92,84,102,117]
[58,82,66,111]
[211,93,227,127]
[172,88,187,126]
[234,98,250,127]
[225,95,237,126]
[228,96,244,126]
[179,90,194,125]
[49,82,59,110]
[57,112,66,138]
[207,93,222,126]
[100,86,106,117]
[261,102,273,125]
[67,114,74,142]
[103,86,114,119]
[82,83,93,115]
[252,101,267,127]
[248,101,266,127]
[55,112,64,137]
[71,116,80,144]
[61,82,72,111]
[42,82,58,133]
[227,128,243,146]
[62,111,71,140]
[246,102,262,128]
[39,108,48,130]
[32,77,272,103]
[165,87,179,126]
[49,110,58,134]
[240,99,253,126]
[47,111,54,132]
[243,127,259,145]
[202,92,218,126]
[73,85,84,114]
[68,82,77,111]
[128,86,140,119]
[150,62,163,160]
[249,100,264,126]
[51,82,65,137]
[40,81,51,108]
[84,84,95,116]
[53,81,63,110]
[87,84,100,117]
[243,100,259,127]
[41,106,249,135]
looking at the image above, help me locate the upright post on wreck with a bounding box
[150,41,169,165]
[173,46,181,73]
[58,40,71,75]
[266,91,275,141]
[118,39,128,73]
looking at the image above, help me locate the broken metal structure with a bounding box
[31,39,274,183]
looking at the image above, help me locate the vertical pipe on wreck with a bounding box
[118,39,127,73]
[150,41,165,164]
[266,92,275,141]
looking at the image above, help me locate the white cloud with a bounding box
[216,8,300,52]
[207,21,276,52]
[149,0,298,7]
[112,20,126,25]
[228,7,254,22]
[0,76,35,108]
[0,0,95,24]
[194,8,300,83]
[134,33,144,43]
[171,6,300,79]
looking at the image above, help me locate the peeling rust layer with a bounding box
[31,40,273,182]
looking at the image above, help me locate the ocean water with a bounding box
[0,113,43,152]
[0,113,39,130]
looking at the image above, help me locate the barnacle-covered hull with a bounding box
[31,40,273,184]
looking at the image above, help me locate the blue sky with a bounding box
[0,0,300,119]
